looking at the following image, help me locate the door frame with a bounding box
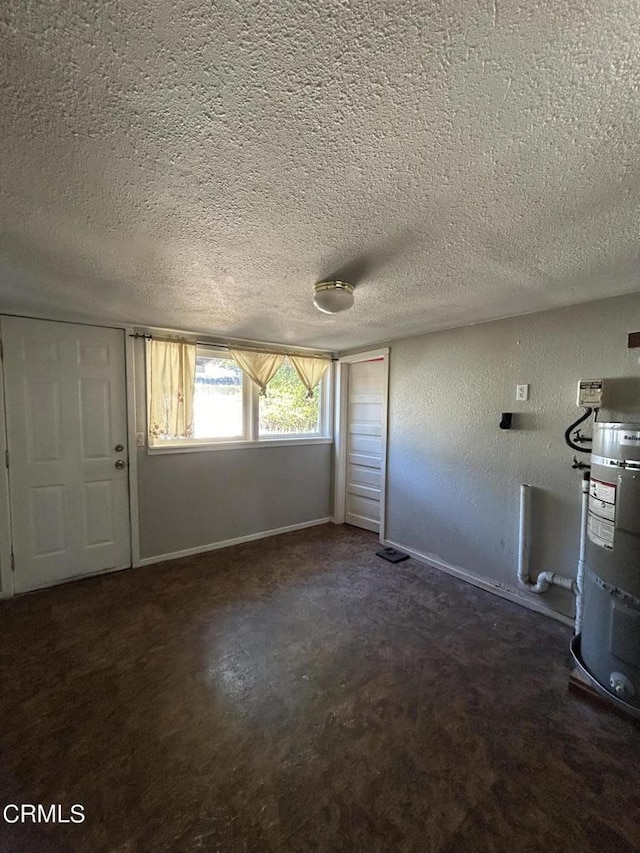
[333,348,390,542]
[124,327,141,569]
[0,344,14,598]
[0,315,140,597]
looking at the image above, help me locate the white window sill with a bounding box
[147,436,334,454]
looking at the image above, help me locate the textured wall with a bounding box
[137,443,332,559]
[382,292,640,618]
[132,340,332,559]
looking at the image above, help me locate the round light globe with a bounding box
[313,281,355,314]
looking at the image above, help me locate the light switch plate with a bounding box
[136,432,145,447]
[516,384,529,402]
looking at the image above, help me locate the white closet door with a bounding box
[2,317,131,592]
[345,359,385,532]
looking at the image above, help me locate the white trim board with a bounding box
[125,327,141,569]
[138,517,332,567]
[332,359,348,526]
[0,326,14,598]
[339,348,390,364]
[383,538,575,628]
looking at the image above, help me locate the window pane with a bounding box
[194,355,243,438]
[259,361,321,436]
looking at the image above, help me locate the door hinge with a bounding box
[10,550,15,572]
[0,340,3,360]
[4,450,8,469]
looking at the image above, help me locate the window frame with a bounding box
[257,357,330,441]
[191,349,250,443]
[147,347,333,454]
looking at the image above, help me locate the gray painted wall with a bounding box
[132,340,332,560]
[137,443,332,559]
[380,293,640,618]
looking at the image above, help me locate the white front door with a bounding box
[345,358,386,533]
[2,317,131,592]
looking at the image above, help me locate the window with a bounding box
[259,360,321,437]
[194,353,245,439]
[148,345,332,452]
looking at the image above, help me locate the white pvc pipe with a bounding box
[517,483,578,597]
[518,484,532,586]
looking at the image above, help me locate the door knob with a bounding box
[115,459,126,470]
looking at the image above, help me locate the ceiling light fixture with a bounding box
[313,280,355,314]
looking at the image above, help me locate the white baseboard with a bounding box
[137,517,332,568]
[383,538,575,628]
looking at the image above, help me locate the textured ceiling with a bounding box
[1,1,640,351]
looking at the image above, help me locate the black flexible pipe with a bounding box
[565,408,593,454]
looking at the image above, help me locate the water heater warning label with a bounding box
[588,514,615,550]
[589,496,615,521]
[588,478,616,549]
[590,478,616,504]
[588,515,615,549]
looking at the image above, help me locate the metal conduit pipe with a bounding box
[517,484,579,599]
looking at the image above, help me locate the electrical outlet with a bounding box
[516,384,529,402]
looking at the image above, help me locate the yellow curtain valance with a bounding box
[289,355,331,398]
[229,349,284,396]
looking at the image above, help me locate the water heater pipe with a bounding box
[517,484,578,598]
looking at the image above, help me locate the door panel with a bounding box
[2,317,131,592]
[345,360,385,533]
[31,485,67,555]
[26,379,63,461]
[83,480,117,546]
[79,378,112,459]
[347,464,380,489]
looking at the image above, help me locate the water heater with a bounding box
[580,422,640,710]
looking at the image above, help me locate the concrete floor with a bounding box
[0,524,639,852]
